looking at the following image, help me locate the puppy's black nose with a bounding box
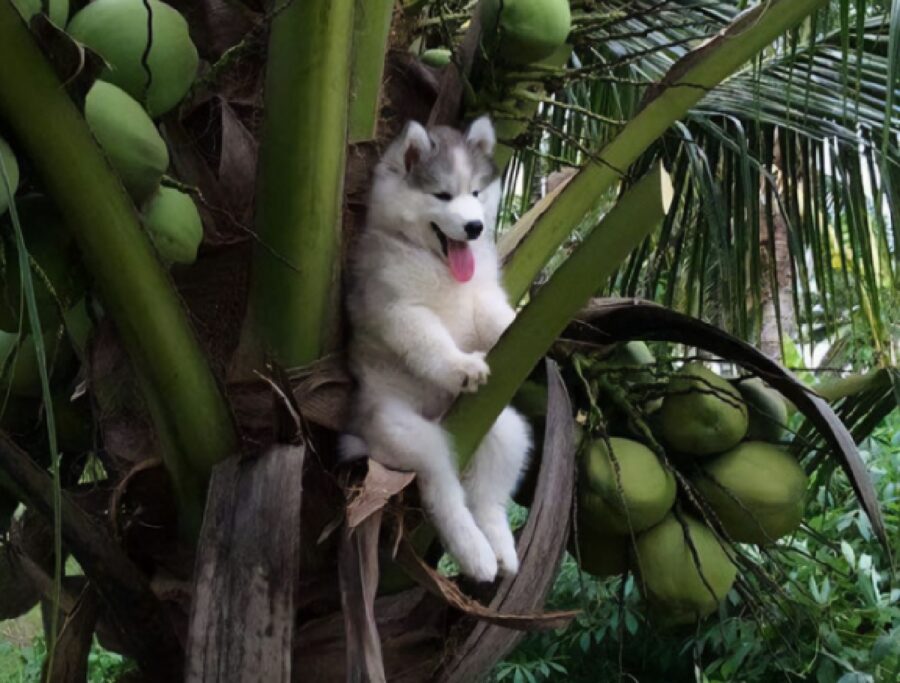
[464,221,483,240]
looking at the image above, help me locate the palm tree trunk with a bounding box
[759,133,796,361]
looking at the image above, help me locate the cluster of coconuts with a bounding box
[481,0,573,145]
[568,344,807,624]
[422,0,571,67]
[71,0,204,265]
[418,1,572,147]
[0,0,201,468]
[10,0,204,265]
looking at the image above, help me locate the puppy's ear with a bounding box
[397,120,432,172]
[465,116,496,156]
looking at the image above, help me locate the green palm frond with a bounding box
[492,0,896,365]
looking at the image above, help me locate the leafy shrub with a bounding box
[0,635,136,683]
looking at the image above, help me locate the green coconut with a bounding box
[606,340,655,372]
[53,393,94,453]
[660,362,748,456]
[615,340,664,419]
[579,437,676,535]
[84,81,169,202]
[480,0,572,65]
[0,325,75,398]
[0,395,41,437]
[0,493,15,535]
[68,0,199,117]
[141,187,203,264]
[0,136,20,217]
[421,48,452,68]
[1,396,88,457]
[738,378,788,442]
[634,513,736,623]
[570,522,629,578]
[63,298,93,359]
[571,527,629,578]
[511,379,548,419]
[0,197,88,332]
[510,380,550,507]
[692,441,807,545]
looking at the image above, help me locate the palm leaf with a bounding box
[498,1,897,357]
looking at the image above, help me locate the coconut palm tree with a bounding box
[0,0,894,680]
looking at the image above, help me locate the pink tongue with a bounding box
[447,239,475,282]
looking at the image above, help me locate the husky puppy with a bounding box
[343,117,531,582]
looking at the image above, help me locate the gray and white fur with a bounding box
[342,117,531,582]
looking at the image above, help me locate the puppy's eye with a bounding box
[472,190,480,198]
[433,192,453,201]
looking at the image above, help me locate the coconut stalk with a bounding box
[446,163,674,467]
[348,0,395,144]
[245,0,355,368]
[502,0,829,302]
[0,4,236,525]
[813,369,892,403]
[490,47,572,170]
[402,0,431,14]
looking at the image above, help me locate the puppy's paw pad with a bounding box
[458,351,490,392]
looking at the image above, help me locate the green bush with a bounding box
[0,634,136,682]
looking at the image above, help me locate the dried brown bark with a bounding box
[185,444,305,683]
[42,586,101,683]
[436,360,577,682]
[339,512,386,683]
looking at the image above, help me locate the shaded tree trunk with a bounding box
[759,134,796,361]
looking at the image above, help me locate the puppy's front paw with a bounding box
[475,510,519,577]
[496,538,520,577]
[457,351,490,393]
[455,533,499,583]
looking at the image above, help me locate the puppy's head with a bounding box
[370,117,501,282]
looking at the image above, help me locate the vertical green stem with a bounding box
[0,3,237,526]
[247,0,355,367]
[348,0,395,144]
[2,168,64,676]
[491,48,572,170]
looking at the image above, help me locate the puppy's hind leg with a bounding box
[463,407,532,576]
[365,401,498,583]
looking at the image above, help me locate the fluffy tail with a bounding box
[338,433,369,461]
